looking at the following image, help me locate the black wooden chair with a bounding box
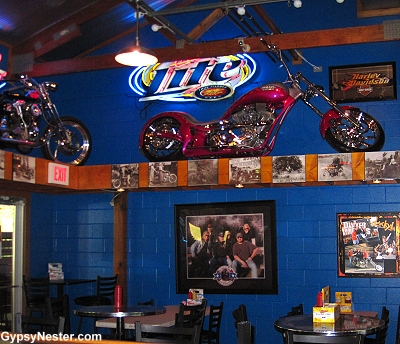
[287,303,303,316]
[74,274,118,334]
[286,332,364,344]
[15,312,65,335]
[232,304,254,343]
[237,321,252,344]
[175,299,207,329]
[0,284,11,330]
[23,276,50,317]
[201,301,224,344]
[365,306,389,344]
[232,304,247,330]
[135,321,202,344]
[138,299,154,306]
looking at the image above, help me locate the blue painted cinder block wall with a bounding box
[30,184,400,343]
[27,1,400,343]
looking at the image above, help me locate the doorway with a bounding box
[0,196,25,331]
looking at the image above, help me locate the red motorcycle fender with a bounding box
[319,106,357,138]
[138,111,195,148]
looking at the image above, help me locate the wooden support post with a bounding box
[113,191,128,304]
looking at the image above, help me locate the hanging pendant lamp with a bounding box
[115,0,158,66]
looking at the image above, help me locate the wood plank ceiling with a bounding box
[0,0,399,77]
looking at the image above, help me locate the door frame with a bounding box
[0,190,30,331]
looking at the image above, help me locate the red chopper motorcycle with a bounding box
[139,44,385,162]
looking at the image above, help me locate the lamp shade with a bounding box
[115,45,158,66]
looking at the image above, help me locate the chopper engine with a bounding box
[207,103,276,149]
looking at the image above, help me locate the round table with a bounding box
[274,314,385,343]
[74,304,166,339]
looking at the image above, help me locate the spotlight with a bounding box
[151,24,163,32]
[237,6,246,15]
[293,0,302,8]
[336,0,344,3]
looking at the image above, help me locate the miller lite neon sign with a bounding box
[129,54,256,102]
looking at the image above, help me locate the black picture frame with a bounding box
[337,212,400,277]
[329,62,396,103]
[174,200,277,294]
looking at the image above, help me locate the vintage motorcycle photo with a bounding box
[139,44,385,162]
[0,75,92,165]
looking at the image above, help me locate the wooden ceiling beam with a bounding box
[252,5,299,61]
[13,0,126,56]
[188,8,226,41]
[26,23,398,77]
[143,16,178,44]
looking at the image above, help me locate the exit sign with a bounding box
[48,163,69,185]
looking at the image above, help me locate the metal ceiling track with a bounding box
[140,0,287,17]
[136,1,195,43]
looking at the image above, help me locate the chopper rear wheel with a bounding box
[140,117,184,162]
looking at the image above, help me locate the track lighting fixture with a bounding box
[151,24,163,32]
[236,5,246,15]
[290,0,343,6]
[293,0,302,8]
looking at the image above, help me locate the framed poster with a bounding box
[175,200,277,294]
[329,62,396,103]
[337,212,400,277]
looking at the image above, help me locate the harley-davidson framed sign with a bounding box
[329,62,396,103]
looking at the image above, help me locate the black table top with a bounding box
[274,314,385,336]
[74,305,166,318]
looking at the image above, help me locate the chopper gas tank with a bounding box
[232,82,290,106]
[259,82,290,102]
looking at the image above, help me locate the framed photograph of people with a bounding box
[174,200,277,294]
[337,212,400,277]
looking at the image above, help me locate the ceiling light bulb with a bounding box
[151,24,162,32]
[237,6,246,15]
[115,46,158,66]
[336,0,344,3]
[293,0,302,8]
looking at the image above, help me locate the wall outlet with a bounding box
[313,66,323,72]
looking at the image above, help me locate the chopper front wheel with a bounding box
[41,116,92,166]
[324,109,385,153]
